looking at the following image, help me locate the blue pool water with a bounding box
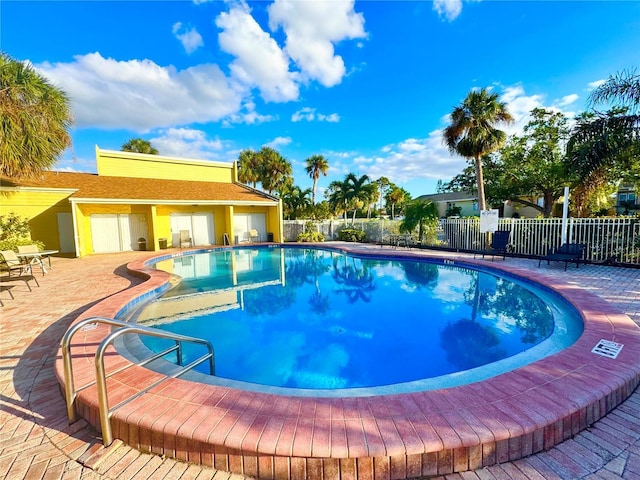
[131,246,583,394]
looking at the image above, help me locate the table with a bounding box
[17,250,59,275]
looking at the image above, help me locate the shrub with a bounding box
[0,213,44,251]
[337,228,366,242]
[297,231,325,242]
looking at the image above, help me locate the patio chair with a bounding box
[538,243,585,271]
[0,272,39,291]
[17,244,51,274]
[474,230,511,261]
[249,229,261,242]
[179,230,193,248]
[1,250,32,277]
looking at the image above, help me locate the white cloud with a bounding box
[499,84,545,134]
[319,113,340,123]
[264,136,292,148]
[433,0,463,21]
[216,3,299,102]
[150,127,226,160]
[267,0,366,87]
[358,130,465,184]
[291,107,340,122]
[223,100,276,126]
[557,93,579,107]
[172,22,204,54]
[588,79,606,90]
[36,52,243,131]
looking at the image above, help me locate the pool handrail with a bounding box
[61,316,215,445]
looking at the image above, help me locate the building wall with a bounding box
[0,189,74,251]
[75,203,152,255]
[96,147,234,183]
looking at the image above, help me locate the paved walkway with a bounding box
[0,247,638,480]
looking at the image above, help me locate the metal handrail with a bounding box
[60,316,215,445]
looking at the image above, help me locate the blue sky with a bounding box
[4,0,639,198]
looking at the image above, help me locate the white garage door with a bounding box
[90,214,148,253]
[170,213,215,247]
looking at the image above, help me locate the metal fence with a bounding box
[284,217,640,265]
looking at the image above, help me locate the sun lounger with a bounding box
[0,272,40,291]
[1,250,32,277]
[538,243,585,271]
[474,230,511,260]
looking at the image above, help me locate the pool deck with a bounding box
[1,243,639,479]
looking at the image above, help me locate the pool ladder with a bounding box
[61,316,215,446]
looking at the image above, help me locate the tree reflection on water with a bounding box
[441,270,554,370]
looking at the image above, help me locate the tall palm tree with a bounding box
[121,138,158,154]
[443,88,514,211]
[385,186,409,219]
[375,177,391,213]
[1,53,73,178]
[259,147,293,195]
[305,154,329,204]
[237,148,262,188]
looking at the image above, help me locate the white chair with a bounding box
[249,229,261,242]
[179,230,193,248]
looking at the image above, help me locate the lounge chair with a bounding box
[538,243,585,271]
[179,230,193,248]
[249,229,261,242]
[474,230,511,261]
[1,250,32,277]
[0,272,39,291]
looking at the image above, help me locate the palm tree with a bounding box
[385,186,409,219]
[305,154,329,204]
[345,173,373,222]
[121,138,158,154]
[237,149,262,188]
[281,185,312,219]
[259,147,293,195]
[327,178,350,220]
[375,177,391,213]
[399,199,439,243]
[1,53,73,178]
[589,68,640,114]
[443,88,514,211]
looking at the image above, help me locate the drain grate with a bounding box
[591,339,624,359]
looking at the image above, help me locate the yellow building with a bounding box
[0,147,283,256]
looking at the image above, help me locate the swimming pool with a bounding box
[127,246,582,395]
[57,244,640,478]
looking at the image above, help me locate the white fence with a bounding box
[284,217,640,265]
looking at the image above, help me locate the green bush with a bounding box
[337,228,366,242]
[296,232,325,242]
[0,213,44,251]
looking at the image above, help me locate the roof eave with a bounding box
[69,198,279,206]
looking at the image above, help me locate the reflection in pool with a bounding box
[132,247,582,392]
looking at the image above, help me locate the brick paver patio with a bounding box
[1,245,638,479]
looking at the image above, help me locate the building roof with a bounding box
[1,171,278,204]
[416,191,477,202]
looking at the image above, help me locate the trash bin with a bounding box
[159,238,168,249]
[267,232,274,242]
[137,237,147,251]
